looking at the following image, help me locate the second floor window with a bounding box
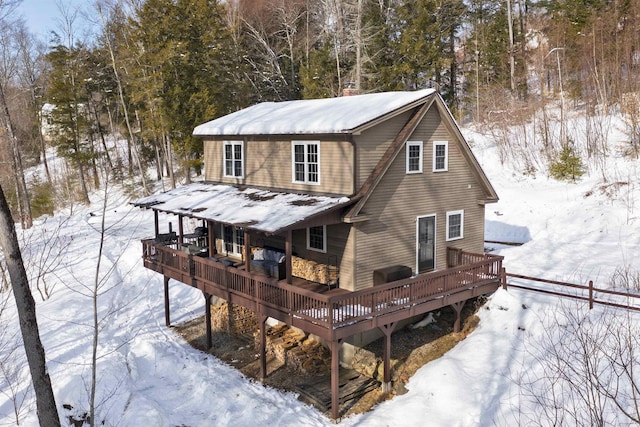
[406,141,423,173]
[292,141,320,184]
[433,141,448,172]
[224,141,244,178]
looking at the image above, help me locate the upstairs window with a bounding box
[307,225,326,253]
[446,210,464,241]
[224,141,244,178]
[406,141,423,173]
[433,141,449,172]
[292,141,320,184]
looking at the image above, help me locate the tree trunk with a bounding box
[0,183,60,426]
[0,83,32,229]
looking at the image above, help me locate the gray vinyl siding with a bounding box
[203,137,354,196]
[354,110,414,189]
[353,107,487,291]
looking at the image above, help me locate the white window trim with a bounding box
[433,141,449,172]
[307,225,327,253]
[446,210,464,241]
[291,141,321,185]
[222,224,244,256]
[223,140,244,178]
[406,141,423,174]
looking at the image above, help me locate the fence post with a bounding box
[588,280,593,309]
[501,267,507,290]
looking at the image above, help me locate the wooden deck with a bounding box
[142,239,503,419]
[142,239,503,342]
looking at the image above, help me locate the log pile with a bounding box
[211,303,257,335]
[259,324,330,374]
[292,256,329,284]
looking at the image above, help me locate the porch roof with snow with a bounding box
[132,182,352,235]
[192,88,437,136]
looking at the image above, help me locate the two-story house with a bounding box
[134,88,502,419]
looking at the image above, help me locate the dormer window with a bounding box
[292,141,320,184]
[224,141,244,178]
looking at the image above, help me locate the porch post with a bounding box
[164,275,171,327]
[259,313,268,379]
[178,215,184,249]
[207,220,215,257]
[452,301,465,333]
[285,230,293,284]
[380,322,397,393]
[330,339,342,420]
[244,230,251,272]
[204,292,212,349]
[154,210,159,237]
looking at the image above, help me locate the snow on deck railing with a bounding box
[142,240,503,332]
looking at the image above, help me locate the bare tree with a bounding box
[517,293,640,426]
[0,182,60,425]
[0,17,32,229]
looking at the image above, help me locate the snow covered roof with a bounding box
[132,182,351,234]
[192,89,436,136]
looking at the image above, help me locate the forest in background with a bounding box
[1,0,640,230]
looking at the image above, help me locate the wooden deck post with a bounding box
[207,220,215,257]
[154,210,159,237]
[178,215,184,249]
[244,231,251,272]
[452,301,465,333]
[588,280,594,309]
[380,322,397,393]
[501,267,507,290]
[164,275,171,327]
[331,339,342,420]
[259,314,268,379]
[204,292,212,349]
[285,230,293,285]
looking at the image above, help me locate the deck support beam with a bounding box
[451,301,465,333]
[331,339,342,420]
[380,322,397,393]
[164,276,170,327]
[204,292,212,349]
[154,211,159,237]
[259,314,268,379]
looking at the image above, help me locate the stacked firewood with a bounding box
[292,256,329,284]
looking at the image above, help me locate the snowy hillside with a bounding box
[1,110,639,426]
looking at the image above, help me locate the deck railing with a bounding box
[143,240,503,335]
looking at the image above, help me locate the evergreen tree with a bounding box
[134,0,239,181]
[45,40,93,204]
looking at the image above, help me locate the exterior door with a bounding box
[417,215,436,273]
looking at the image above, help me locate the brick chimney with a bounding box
[342,82,359,96]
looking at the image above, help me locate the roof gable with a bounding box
[345,94,498,220]
[192,89,436,136]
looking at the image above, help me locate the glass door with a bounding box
[417,215,436,272]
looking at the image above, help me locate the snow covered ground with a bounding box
[1,111,639,426]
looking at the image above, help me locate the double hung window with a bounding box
[433,141,448,172]
[446,210,464,241]
[292,141,320,184]
[224,141,244,178]
[307,225,326,253]
[406,141,423,174]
